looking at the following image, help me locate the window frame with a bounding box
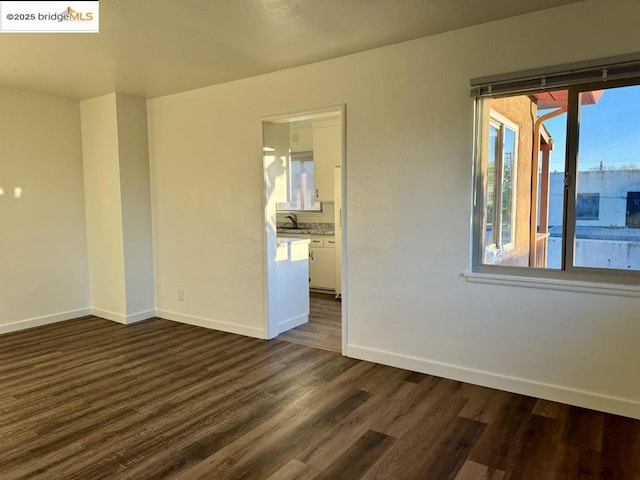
[484,111,519,259]
[276,151,322,213]
[472,77,640,285]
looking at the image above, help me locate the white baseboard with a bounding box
[125,309,156,324]
[91,308,155,325]
[91,308,127,324]
[156,309,264,339]
[277,313,308,335]
[346,344,640,420]
[0,308,91,335]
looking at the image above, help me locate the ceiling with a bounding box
[0,0,584,100]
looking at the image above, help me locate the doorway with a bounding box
[262,106,346,353]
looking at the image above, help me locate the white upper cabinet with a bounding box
[313,119,341,202]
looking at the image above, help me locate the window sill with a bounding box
[463,271,640,298]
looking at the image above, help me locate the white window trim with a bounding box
[463,271,640,298]
[485,110,519,257]
[472,76,640,286]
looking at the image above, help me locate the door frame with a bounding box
[261,104,348,354]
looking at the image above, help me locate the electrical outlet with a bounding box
[177,288,185,301]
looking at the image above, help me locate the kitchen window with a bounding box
[276,152,321,212]
[471,56,640,281]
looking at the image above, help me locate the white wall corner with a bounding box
[125,309,156,324]
[91,307,128,324]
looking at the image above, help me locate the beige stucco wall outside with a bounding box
[482,95,537,266]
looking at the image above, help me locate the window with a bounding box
[276,152,321,212]
[576,193,600,220]
[473,74,640,277]
[485,114,518,262]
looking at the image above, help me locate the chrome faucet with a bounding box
[285,213,298,229]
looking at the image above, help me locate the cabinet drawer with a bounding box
[325,238,336,249]
[310,238,324,248]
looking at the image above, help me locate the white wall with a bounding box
[116,94,155,317]
[80,93,155,323]
[148,90,266,337]
[0,87,90,333]
[148,0,640,418]
[81,94,128,318]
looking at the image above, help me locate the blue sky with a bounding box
[541,84,640,172]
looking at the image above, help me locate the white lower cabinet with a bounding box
[309,237,336,290]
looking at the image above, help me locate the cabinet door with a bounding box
[313,124,340,202]
[309,246,336,290]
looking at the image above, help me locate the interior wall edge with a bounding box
[91,307,128,324]
[122,309,156,324]
[90,308,154,325]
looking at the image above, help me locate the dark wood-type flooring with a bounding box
[1,316,639,479]
[277,292,342,352]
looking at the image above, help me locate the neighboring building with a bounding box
[549,169,640,228]
[547,169,640,269]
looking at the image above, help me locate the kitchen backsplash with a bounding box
[277,202,334,224]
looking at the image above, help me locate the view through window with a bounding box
[485,114,518,262]
[276,152,321,212]
[476,82,640,273]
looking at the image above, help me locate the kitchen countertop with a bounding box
[277,228,334,237]
[276,221,335,237]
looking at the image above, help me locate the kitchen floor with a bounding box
[277,292,341,352]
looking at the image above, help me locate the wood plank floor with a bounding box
[277,292,342,352]
[1,316,639,479]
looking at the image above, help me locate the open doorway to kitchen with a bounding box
[262,106,345,353]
